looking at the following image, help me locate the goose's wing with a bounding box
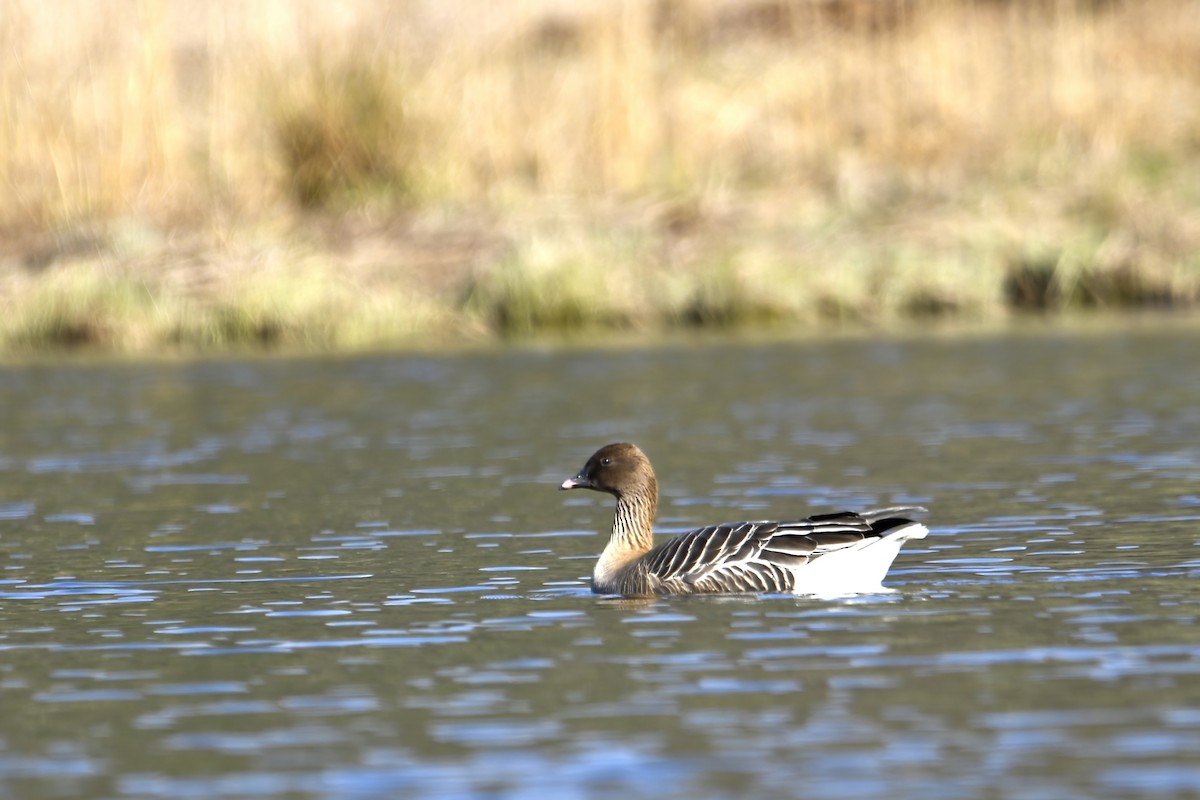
[640,520,775,583]
[641,506,925,593]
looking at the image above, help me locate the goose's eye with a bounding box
[601,457,611,466]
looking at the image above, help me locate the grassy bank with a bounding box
[2,0,1200,353]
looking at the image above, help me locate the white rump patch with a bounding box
[792,522,928,598]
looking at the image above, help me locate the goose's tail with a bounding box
[860,505,928,529]
[796,507,929,596]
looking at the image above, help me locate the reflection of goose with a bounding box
[560,443,928,597]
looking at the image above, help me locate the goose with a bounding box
[560,442,928,597]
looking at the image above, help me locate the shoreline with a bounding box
[2,273,1197,365]
[4,191,1199,358]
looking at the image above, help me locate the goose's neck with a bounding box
[593,488,657,589]
[611,491,656,553]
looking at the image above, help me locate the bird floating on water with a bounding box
[560,442,928,597]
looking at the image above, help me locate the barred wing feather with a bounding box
[640,522,767,581]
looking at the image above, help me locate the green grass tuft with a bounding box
[677,259,793,328]
[4,270,155,350]
[170,306,285,349]
[460,237,639,336]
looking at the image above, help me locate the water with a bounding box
[2,324,1199,799]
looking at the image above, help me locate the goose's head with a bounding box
[560,442,657,500]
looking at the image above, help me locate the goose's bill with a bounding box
[560,475,592,491]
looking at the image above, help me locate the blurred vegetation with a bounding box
[270,57,415,209]
[1,0,1199,353]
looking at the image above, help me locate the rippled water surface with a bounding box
[2,325,1200,799]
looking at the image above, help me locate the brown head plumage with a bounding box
[560,442,658,500]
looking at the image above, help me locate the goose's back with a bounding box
[626,506,926,595]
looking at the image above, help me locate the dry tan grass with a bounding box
[5,0,1198,220]
[2,0,1199,351]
